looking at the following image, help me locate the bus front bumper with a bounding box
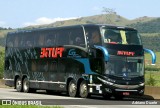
[88,82,145,96]
[102,83,145,96]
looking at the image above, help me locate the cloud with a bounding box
[23,17,78,27]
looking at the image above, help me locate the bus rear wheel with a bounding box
[68,80,77,97]
[79,80,89,98]
[23,77,30,93]
[16,77,23,92]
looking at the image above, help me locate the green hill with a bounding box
[0,14,160,51]
[128,18,160,33]
[24,14,130,29]
[24,14,158,30]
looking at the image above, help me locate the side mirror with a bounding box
[94,45,109,62]
[144,48,156,65]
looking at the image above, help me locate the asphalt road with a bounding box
[0,88,159,108]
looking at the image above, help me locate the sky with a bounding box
[0,0,160,28]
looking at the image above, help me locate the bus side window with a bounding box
[22,34,34,48]
[69,28,85,47]
[45,32,56,47]
[56,30,69,46]
[34,33,45,47]
[7,36,14,47]
[38,60,48,72]
[48,61,57,72]
[74,29,85,46]
[31,61,37,72]
[68,31,74,45]
[13,35,22,48]
[84,27,101,46]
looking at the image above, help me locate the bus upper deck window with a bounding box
[7,36,14,47]
[45,33,56,47]
[34,34,45,47]
[102,28,141,45]
[104,30,122,44]
[90,31,101,45]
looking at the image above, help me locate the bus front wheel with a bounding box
[16,77,23,92]
[79,80,89,98]
[68,80,77,97]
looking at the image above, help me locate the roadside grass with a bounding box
[0,106,63,108]
[145,71,160,86]
[145,52,160,86]
[0,46,5,51]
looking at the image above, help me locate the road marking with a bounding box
[2,97,22,99]
[69,105,97,108]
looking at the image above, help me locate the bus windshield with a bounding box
[104,56,144,77]
[101,28,142,45]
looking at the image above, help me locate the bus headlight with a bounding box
[139,83,144,86]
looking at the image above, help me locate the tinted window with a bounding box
[7,34,22,48]
[45,31,56,47]
[102,28,142,45]
[69,28,85,47]
[84,27,101,46]
[7,35,14,47]
[31,60,48,72]
[56,27,85,47]
[56,30,69,46]
[48,61,57,72]
[22,33,34,47]
[34,32,45,47]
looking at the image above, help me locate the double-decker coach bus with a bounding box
[4,24,156,99]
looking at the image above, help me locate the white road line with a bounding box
[69,105,97,108]
[2,97,22,99]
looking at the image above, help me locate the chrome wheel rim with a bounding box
[70,83,76,93]
[23,80,29,91]
[16,79,22,91]
[80,83,87,95]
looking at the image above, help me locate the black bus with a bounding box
[4,24,156,99]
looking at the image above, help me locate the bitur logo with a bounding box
[117,51,135,56]
[40,47,64,58]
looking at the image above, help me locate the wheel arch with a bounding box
[22,75,28,81]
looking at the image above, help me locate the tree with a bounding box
[102,7,116,24]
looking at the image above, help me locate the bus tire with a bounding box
[23,77,30,93]
[16,77,23,92]
[79,80,89,98]
[68,80,77,97]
